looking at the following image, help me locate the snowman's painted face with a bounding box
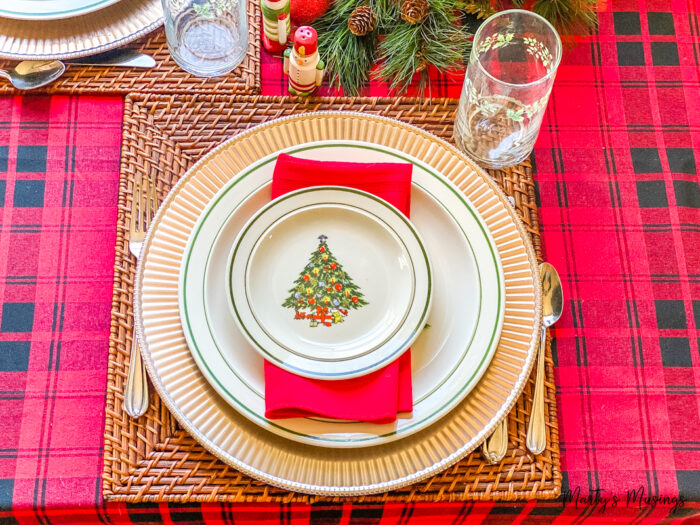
[297,27,315,41]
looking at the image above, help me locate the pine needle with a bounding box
[313,0,394,95]
[464,0,496,19]
[533,0,598,35]
[375,0,470,94]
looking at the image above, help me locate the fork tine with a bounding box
[141,176,148,230]
[142,176,150,233]
[151,176,158,223]
[146,175,156,226]
[155,176,159,205]
[131,174,142,234]
[138,175,145,233]
[144,176,150,227]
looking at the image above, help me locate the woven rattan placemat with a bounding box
[103,94,561,503]
[0,3,260,95]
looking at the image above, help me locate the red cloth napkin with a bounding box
[263,153,414,424]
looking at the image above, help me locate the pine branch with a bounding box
[460,0,598,35]
[375,0,470,94]
[532,0,598,34]
[463,0,495,18]
[313,0,394,95]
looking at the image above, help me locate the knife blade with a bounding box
[64,49,156,68]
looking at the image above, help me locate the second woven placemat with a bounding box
[0,1,260,95]
[103,94,560,503]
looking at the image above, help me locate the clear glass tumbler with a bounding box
[453,10,561,169]
[162,0,248,77]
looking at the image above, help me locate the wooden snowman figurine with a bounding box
[283,26,325,97]
[261,0,290,54]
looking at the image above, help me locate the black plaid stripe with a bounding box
[0,303,34,333]
[631,148,663,174]
[651,42,680,65]
[674,181,700,208]
[0,342,30,371]
[618,42,646,65]
[126,502,162,523]
[15,146,46,173]
[648,12,675,35]
[660,338,692,367]
[666,148,696,174]
[0,147,8,172]
[655,300,687,329]
[12,180,44,208]
[615,12,642,34]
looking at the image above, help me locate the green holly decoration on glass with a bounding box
[282,235,368,326]
[193,0,238,18]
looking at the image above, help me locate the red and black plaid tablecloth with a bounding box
[0,0,699,522]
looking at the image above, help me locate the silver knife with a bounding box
[64,49,155,68]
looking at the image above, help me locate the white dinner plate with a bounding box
[0,0,120,20]
[136,112,541,494]
[226,186,432,379]
[0,0,161,61]
[180,141,503,447]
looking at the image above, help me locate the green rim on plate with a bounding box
[179,142,504,445]
[0,0,120,20]
[226,186,432,379]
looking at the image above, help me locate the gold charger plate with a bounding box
[0,0,161,60]
[135,112,542,495]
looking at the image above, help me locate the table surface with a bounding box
[0,0,700,523]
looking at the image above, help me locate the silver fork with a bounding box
[124,174,157,418]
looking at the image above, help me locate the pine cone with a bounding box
[348,5,377,36]
[400,0,429,24]
[415,54,429,72]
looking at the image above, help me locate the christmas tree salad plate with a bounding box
[225,186,432,380]
[135,113,541,493]
[177,141,504,448]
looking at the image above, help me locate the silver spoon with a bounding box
[526,262,563,455]
[0,60,65,90]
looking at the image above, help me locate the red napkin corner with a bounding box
[263,152,414,424]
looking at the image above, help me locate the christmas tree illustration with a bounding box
[282,235,368,327]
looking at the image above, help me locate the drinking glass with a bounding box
[162,0,248,77]
[453,10,561,169]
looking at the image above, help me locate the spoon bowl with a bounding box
[0,60,65,90]
[541,262,563,329]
